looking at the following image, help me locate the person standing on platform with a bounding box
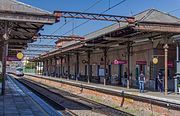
[139,71,145,93]
[157,71,164,92]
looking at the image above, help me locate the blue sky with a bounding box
[18,0,180,45]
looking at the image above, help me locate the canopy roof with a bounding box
[0,0,57,57]
[31,9,180,61]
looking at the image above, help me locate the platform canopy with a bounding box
[31,9,180,61]
[0,0,57,57]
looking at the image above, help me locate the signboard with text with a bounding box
[7,57,21,61]
[136,61,147,65]
[112,59,127,65]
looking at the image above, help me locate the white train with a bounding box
[7,66,24,76]
[15,67,24,76]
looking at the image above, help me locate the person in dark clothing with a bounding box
[123,72,127,87]
[157,71,164,92]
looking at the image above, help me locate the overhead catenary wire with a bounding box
[61,0,127,36]
[50,0,104,37]
[32,0,128,55]
[35,0,104,45]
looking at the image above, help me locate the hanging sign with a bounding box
[16,52,24,60]
[136,61,147,65]
[112,59,127,65]
[153,58,158,64]
[7,56,21,61]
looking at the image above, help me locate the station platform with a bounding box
[0,75,61,116]
[25,74,180,107]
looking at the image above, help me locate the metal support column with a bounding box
[1,21,9,95]
[164,44,169,95]
[35,62,37,74]
[175,44,179,94]
[42,61,45,75]
[76,53,79,81]
[104,48,107,85]
[50,59,53,77]
[39,62,41,75]
[61,57,63,77]
[37,62,39,75]
[67,54,70,79]
[87,51,91,83]
[1,43,8,95]
[127,42,131,89]
[54,57,57,77]
[46,60,48,76]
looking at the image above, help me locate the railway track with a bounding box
[12,75,134,116]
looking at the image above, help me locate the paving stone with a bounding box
[14,98,24,102]
[32,111,45,116]
[19,109,33,115]
[0,112,3,116]
[16,105,30,110]
[0,78,51,116]
[20,114,34,116]
[30,107,41,112]
[0,108,3,112]
[5,113,19,116]
[4,106,17,110]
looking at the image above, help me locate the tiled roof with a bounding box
[135,8,180,23]
[0,0,51,14]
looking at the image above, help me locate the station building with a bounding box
[32,9,180,91]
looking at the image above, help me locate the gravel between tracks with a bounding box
[13,75,133,116]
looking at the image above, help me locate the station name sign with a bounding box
[136,61,147,65]
[112,59,127,65]
[7,57,21,61]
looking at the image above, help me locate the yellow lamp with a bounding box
[153,57,158,64]
[17,52,24,60]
